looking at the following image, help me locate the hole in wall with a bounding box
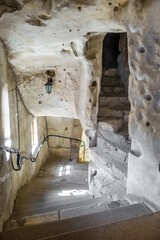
[92,81,97,87]
[146,95,152,101]
[139,47,145,53]
[146,122,150,127]
[114,6,119,11]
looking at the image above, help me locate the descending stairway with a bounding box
[0,203,153,240]
[0,150,155,240]
[1,156,128,232]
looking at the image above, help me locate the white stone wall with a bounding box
[126,0,160,210]
[0,40,49,231]
[46,116,82,158]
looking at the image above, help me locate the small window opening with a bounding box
[59,165,71,176]
[2,84,11,161]
[31,118,38,154]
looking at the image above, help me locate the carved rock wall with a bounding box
[118,33,130,88]
[0,40,49,231]
[46,116,82,158]
[127,0,160,210]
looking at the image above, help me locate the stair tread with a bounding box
[101,81,121,87]
[99,96,130,108]
[1,203,152,240]
[98,124,129,139]
[98,118,124,133]
[99,96,129,102]
[97,125,130,153]
[12,196,112,219]
[98,106,129,119]
[90,147,127,175]
[101,86,126,90]
[99,105,130,112]
[41,205,155,240]
[100,93,127,97]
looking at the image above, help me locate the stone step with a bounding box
[101,75,119,83]
[12,195,110,220]
[99,96,130,108]
[89,146,127,198]
[16,180,89,199]
[97,124,130,152]
[41,208,159,240]
[96,120,130,161]
[97,136,129,162]
[100,92,127,98]
[101,86,126,96]
[98,106,129,119]
[98,119,124,133]
[89,147,127,182]
[1,203,152,240]
[11,181,91,219]
[101,80,121,87]
[103,68,118,77]
[6,196,117,230]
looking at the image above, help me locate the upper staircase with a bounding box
[98,68,131,158]
[89,68,131,198]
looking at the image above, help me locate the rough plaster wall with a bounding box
[0,40,49,231]
[118,33,130,88]
[85,33,104,146]
[46,116,82,159]
[126,0,160,210]
[0,0,24,17]
[0,0,126,135]
[0,38,13,233]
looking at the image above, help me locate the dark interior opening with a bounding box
[102,33,120,70]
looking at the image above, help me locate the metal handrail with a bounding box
[0,134,85,171]
[46,134,85,162]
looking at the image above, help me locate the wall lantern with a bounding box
[45,77,53,94]
[45,70,56,94]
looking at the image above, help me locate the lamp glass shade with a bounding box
[45,84,52,94]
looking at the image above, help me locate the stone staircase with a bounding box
[98,68,130,154]
[0,203,152,240]
[89,68,131,198]
[0,153,154,240]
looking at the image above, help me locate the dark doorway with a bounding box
[102,33,120,70]
[98,32,131,152]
